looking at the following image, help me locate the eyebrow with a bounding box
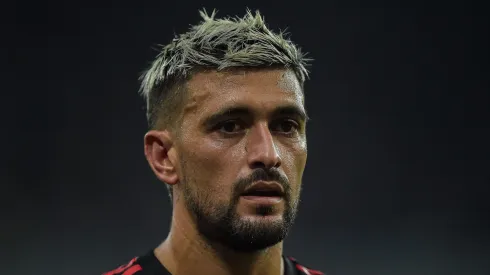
[273,105,310,122]
[203,104,309,127]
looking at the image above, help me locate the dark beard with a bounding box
[183,168,298,252]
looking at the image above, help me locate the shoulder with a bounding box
[102,257,142,275]
[285,256,325,275]
[101,250,169,275]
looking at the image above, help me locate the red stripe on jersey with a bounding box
[296,264,324,275]
[288,256,324,275]
[102,257,139,275]
[121,265,142,275]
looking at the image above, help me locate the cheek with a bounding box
[279,142,307,193]
[295,148,307,180]
[181,139,240,201]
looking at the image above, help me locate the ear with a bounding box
[144,130,179,185]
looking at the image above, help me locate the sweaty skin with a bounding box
[144,68,308,275]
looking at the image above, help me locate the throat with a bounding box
[156,232,284,275]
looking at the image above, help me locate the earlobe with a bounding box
[144,130,179,185]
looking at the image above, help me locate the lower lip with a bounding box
[240,196,283,204]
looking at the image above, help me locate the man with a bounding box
[103,9,323,275]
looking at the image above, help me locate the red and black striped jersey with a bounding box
[102,250,324,275]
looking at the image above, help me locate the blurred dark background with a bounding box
[3,0,489,274]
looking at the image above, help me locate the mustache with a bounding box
[233,168,290,195]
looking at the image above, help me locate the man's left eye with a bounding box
[274,120,299,133]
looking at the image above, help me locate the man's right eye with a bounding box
[217,120,244,133]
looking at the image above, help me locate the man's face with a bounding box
[174,68,308,252]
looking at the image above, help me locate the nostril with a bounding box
[251,161,267,170]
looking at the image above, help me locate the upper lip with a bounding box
[242,181,284,196]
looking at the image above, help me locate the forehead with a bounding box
[183,68,304,116]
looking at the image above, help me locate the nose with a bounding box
[246,122,282,170]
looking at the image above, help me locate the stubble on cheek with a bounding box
[183,147,233,209]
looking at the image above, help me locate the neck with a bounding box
[154,199,284,275]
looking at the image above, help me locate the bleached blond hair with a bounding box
[138,9,312,131]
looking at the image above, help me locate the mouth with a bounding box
[240,181,284,204]
[241,189,283,197]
